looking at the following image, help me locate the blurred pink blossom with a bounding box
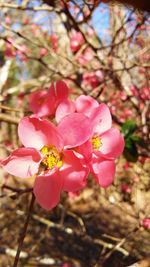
[82,70,104,89]
[77,48,94,65]
[39,47,48,57]
[29,81,70,117]
[121,184,132,194]
[141,218,150,230]
[70,30,84,53]
[50,34,58,52]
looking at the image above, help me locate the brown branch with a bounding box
[0,3,56,12]
[13,193,35,267]
[0,113,20,124]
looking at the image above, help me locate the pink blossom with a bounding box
[121,184,132,194]
[55,99,76,123]
[123,162,130,171]
[50,34,58,52]
[130,85,139,97]
[29,90,50,117]
[39,48,48,57]
[120,109,133,122]
[31,24,39,37]
[139,157,147,164]
[70,30,84,53]
[77,48,94,65]
[140,87,150,100]
[141,218,150,230]
[76,96,124,187]
[23,17,29,25]
[82,70,104,89]
[87,27,95,37]
[120,91,127,101]
[72,6,80,16]
[5,16,12,25]
[55,95,99,122]
[132,175,139,183]
[5,42,16,58]
[15,44,30,62]
[56,95,124,188]
[29,80,70,117]
[1,115,92,210]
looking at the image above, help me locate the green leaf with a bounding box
[121,120,137,138]
[123,138,138,162]
[131,135,147,148]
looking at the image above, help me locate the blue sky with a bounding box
[14,0,110,41]
[91,3,110,43]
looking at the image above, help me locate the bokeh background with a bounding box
[0,1,150,266]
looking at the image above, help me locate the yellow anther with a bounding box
[41,145,63,170]
[56,160,63,168]
[41,146,49,155]
[91,136,102,150]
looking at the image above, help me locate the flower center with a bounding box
[91,136,102,150]
[41,145,63,170]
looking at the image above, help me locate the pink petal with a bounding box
[18,116,64,150]
[29,90,53,117]
[78,140,93,163]
[76,95,99,117]
[1,148,41,178]
[92,158,116,187]
[90,104,112,135]
[48,80,69,102]
[100,128,124,159]
[60,150,89,192]
[58,113,93,148]
[34,169,63,210]
[55,99,76,123]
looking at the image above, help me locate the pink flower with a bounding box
[130,85,139,97]
[55,99,76,123]
[140,87,150,100]
[87,27,95,37]
[16,46,31,62]
[76,96,124,187]
[77,99,124,161]
[29,90,50,117]
[5,16,12,25]
[82,70,104,89]
[123,162,130,171]
[70,30,84,53]
[39,48,48,57]
[55,95,98,122]
[5,42,16,58]
[31,24,39,37]
[29,80,70,117]
[50,34,58,52]
[141,218,150,230]
[77,48,94,65]
[56,95,124,188]
[1,115,92,210]
[121,184,132,194]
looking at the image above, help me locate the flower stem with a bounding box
[13,192,35,267]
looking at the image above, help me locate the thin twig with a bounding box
[0,113,20,124]
[13,193,35,267]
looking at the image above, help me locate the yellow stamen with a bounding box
[41,146,49,155]
[41,145,63,170]
[91,136,102,150]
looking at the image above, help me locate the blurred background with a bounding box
[0,0,150,266]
